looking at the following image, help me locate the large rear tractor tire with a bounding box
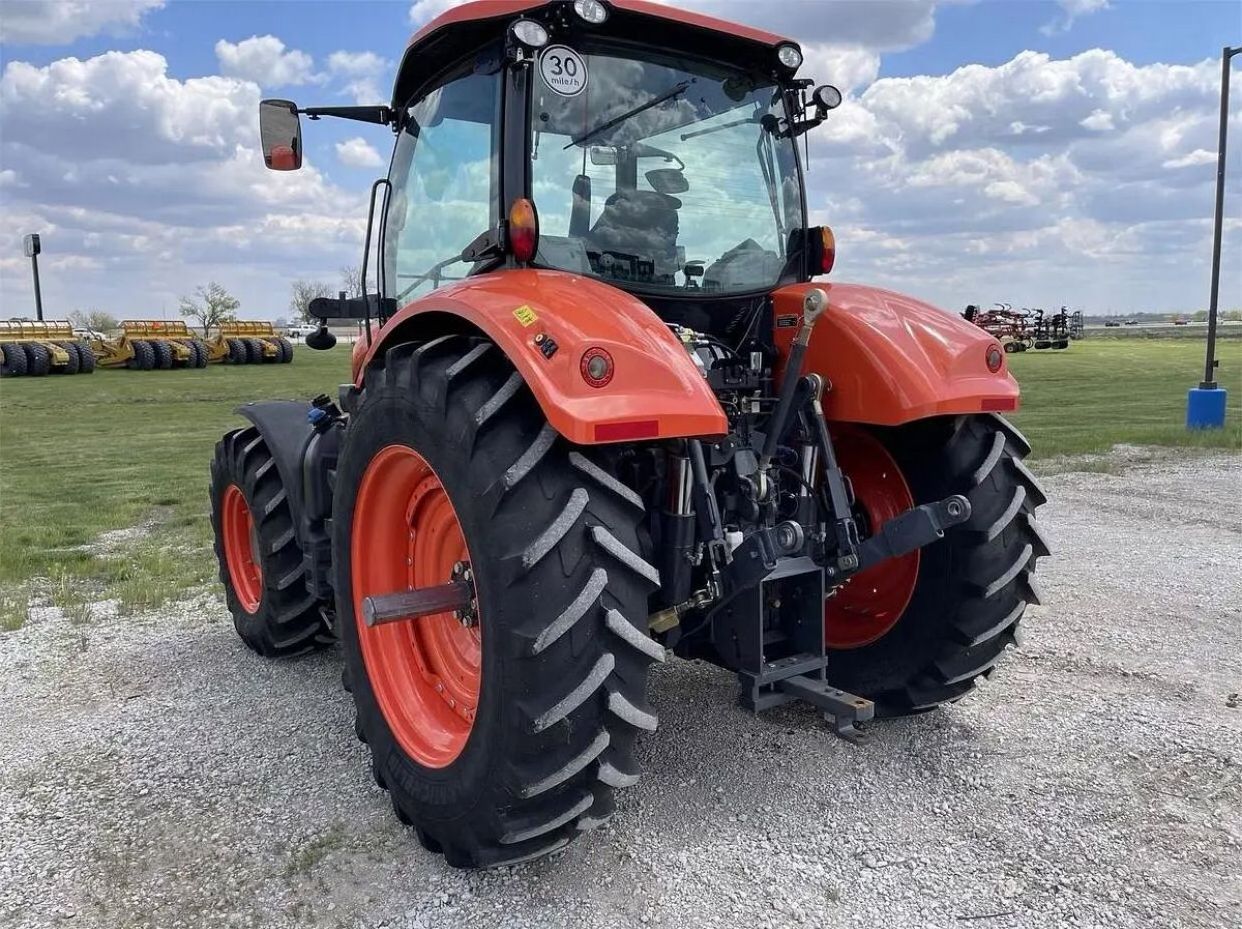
[244,339,265,365]
[129,340,155,371]
[277,336,294,363]
[227,339,247,364]
[1,342,28,377]
[210,427,333,657]
[192,340,209,368]
[825,414,1049,716]
[334,336,661,868]
[76,341,97,373]
[23,343,51,376]
[152,340,173,370]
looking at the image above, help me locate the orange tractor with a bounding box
[211,0,1048,868]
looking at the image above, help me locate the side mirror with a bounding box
[260,99,303,171]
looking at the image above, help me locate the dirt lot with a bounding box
[2,449,1239,929]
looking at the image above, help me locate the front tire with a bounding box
[210,427,333,657]
[826,414,1049,716]
[334,336,661,868]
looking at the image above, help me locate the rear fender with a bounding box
[772,283,1019,426]
[235,401,314,523]
[356,269,727,444]
[234,400,340,599]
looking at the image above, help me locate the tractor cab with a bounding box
[261,0,840,330]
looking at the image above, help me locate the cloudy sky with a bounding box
[0,0,1238,320]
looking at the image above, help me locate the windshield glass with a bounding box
[530,47,803,295]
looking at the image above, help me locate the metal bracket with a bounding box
[777,675,875,744]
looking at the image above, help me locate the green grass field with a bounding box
[1,338,1237,629]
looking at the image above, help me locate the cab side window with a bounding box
[385,70,500,303]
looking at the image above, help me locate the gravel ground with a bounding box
[2,448,1239,929]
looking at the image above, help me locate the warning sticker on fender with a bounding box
[513,305,538,327]
[540,46,588,97]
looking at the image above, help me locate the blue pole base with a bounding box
[1186,386,1228,429]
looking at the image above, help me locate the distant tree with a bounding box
[179,282,239,336]
[340,264,376,299]
[1192,310,1209,322]
[1225,309,1242,322]
[289,279,333,323]
[69,309,118,333]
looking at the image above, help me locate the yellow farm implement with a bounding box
[205,321,293,364]
[0,319,95,377]
[90,320,209,371]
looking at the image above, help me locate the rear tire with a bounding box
[826,414,1049,716]
[226,339,246,364]
[334,335,661,868]
[23,343,50,376]
[193,340,209,368]
[76,341,96,373]
[277,337,294,363]
[244,339,265,364]
[1,342,28,377]
[152,340,173,370]
[209,427,333,657]
[129,340,155,370]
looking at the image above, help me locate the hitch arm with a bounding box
[837,494,972,579]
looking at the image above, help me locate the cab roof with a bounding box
[393,0,797,108]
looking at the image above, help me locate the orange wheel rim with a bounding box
[352,444,480,768]
[221,484,263,614]
[824,430,920,649]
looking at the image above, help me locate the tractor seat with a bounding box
[587,190,682,279]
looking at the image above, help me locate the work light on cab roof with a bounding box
[223,0,1048,871]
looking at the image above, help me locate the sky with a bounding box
[0,0,1239,321]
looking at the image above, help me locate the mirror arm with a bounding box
[300,105,394,126]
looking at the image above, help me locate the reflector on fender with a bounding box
[594,419,659,441]
[981,397,1018,412]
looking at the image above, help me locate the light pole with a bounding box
[1188,45,1240,429]
[23,233,43,322]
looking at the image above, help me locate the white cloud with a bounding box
[0,0,164,45]
[327,50,391,104]
[327,51,388,76]
[215,35,316,87]
[0,49,366,318]
[1080,109,1114,132]
[1162,149,1217,169]
[800,44,881,96]
[806,48,1235,311]
[335,137,384,168]
[1041,0,1110,36]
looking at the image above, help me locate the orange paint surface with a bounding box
[407,0,790,51]
[772,283,1020,426]
[357,269,727,445]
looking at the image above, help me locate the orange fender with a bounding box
[772,283,1018,426]
[356,269,727,444]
